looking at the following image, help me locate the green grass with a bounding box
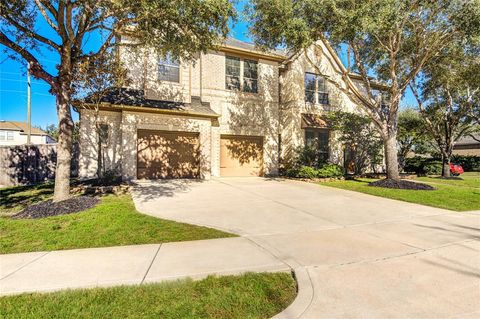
[0,182,55,215]
[320,172,480,212]
[0,194,235,254]
[416,172,480,188]
[0,272,297,319]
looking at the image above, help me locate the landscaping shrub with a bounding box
[423,161,442,175]
[404,157,442,175]
[296,166,318,179]
[451,155,480,171]
[287,146,328,169]
[317,164,344,178]
[286,164,344,179]
[405,155,480,174]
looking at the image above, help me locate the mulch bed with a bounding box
[12,196,100,219]
[368,179,436,190]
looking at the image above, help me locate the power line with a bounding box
[0,78,50,86]
[0,89,53,97]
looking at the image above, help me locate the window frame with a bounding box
[225,55,241,90]
[304,73,316,103]
[158,54,180,83]
[243,59,258,93]
[6,131,14,141]
[304,72,329,105]
[225,55,259,93]
[304,128,330,162]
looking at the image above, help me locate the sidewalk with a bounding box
[0,237,290,295]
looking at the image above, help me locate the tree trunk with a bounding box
[384,131,400,180]
[53,85,74,202]
[441,153,451,178]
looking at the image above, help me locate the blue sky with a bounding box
[0,2,414,129]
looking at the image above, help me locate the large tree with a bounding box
[247,0,480,180]
[0,0,235,201]
[397,108,433,170]
[411,41,480,177]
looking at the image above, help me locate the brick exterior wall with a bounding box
[79,40,366,180]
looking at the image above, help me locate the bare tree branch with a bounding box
[0,31,55,86]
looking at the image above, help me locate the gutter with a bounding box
[74,102,221,120]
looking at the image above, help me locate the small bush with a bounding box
[285,167,300,178]
[451,155,480,172]
[424,161,442,175]
[317,164,344,178]
[296,166,319,179]
[286,164,344,179]
[404,157,442,175]
[405,155,480,174]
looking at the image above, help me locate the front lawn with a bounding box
[0,193,235,254]
[0,183,55,215]
[416,172,480,188]
[0,272,296,319]
[320,173,480,211]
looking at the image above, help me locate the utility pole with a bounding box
[27,62,31,144]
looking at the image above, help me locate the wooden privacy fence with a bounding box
[0,144,79,187]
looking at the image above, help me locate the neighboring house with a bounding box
[77,38,379,180]
[0,121,55,146]
[453,135,480,156]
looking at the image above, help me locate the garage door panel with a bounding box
[220,135,263,177]
[137,130,200,179]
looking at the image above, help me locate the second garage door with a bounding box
[220,135,263,177]
[137,130,200,179]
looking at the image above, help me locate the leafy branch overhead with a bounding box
[0,0,236,89]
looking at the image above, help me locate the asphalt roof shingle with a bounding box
[0,121,47,135]
[82,88,218,117]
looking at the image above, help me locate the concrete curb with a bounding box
[273,267,314,319]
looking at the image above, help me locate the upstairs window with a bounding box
[226,56,241,90]
[305,73,316,103]
[305,73,329,105]
[226,56,258,93]
[158,54,180,82]
[317,77,329,105]
[243,59,258,93]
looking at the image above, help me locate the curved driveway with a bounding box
[133,177,480,318]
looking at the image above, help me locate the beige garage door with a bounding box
[137,130,200,179]
[220,135,263,177]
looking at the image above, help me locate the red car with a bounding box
[450,163,464,176]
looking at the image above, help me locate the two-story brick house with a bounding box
[77,38,368,180]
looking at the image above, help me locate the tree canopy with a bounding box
[248,0,480,180]
[411,39,480,176]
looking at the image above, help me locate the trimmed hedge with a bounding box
[286,164,344,179]
[404,155,480,174]
[451,155,480,172]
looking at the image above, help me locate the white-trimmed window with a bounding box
[305,72,329,105]
[7,131,13,140]
[0,131,5,141]
[226,56,258,93]
[158,54,180,82]
[226,56,241,90]
[243,59,258,93]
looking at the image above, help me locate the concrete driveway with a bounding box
[132,178,480,318]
